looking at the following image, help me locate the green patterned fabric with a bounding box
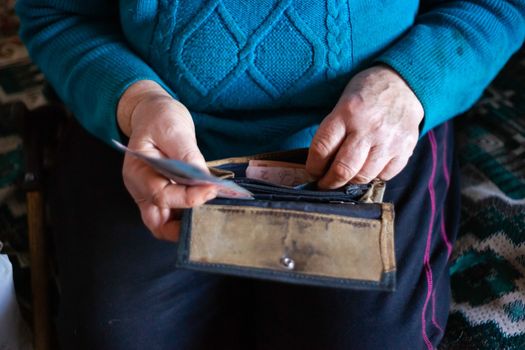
[441,48,525,349]
[0,0,40,261]
[0,0,47,320]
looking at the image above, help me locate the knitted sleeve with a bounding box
[376,0,525,135]
[15,0,174,144]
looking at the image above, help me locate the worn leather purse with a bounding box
[176,149,396,291]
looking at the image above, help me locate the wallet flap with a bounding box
[178,203,395,290]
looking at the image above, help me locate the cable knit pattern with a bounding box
[164,0,326,110]
[149,0,179,78]
[16,0,525,160]
[326,0,346,80]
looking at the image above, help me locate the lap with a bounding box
[49,121,459,350]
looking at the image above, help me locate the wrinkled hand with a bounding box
[306,65,424,189]
[117,81,216,241]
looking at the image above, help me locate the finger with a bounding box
[157,220,182,242]
[138,203,181,241]
[378,156,409,181]
[306,116,346,178]
[318,136,370,189]
[151,183,217,209]
[351,145,390,184]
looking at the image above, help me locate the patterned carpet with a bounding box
[1,1,525,347]
[1,0,45,268]
[440,49,525,349]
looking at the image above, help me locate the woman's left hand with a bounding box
[306,65,424,189]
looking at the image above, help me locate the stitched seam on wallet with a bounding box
[379,203,396,273]
[183,260,389,285]
[179,206,396,290]
[198,204,379,226]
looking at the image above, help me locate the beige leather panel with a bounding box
[189,204,394,281]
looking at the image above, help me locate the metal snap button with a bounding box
[280,256,295,270]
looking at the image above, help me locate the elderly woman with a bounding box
[17,0,525,349]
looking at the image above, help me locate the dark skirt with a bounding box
[49,120,459,350]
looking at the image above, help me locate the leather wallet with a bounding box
[176,149,396,291]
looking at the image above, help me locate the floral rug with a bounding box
[441,49,525,349]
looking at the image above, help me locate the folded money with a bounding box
[112,140,254,199]
[245,160,315,187]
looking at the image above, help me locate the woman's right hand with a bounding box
[117,80,217,242]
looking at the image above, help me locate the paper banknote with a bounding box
[245,160,315,187]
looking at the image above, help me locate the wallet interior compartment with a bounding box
[235,179,368,203]
[177,201,396,291]
[207,197,382,219]
[208,160,371,202]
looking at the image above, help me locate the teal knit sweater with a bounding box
[16,0,525,160]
